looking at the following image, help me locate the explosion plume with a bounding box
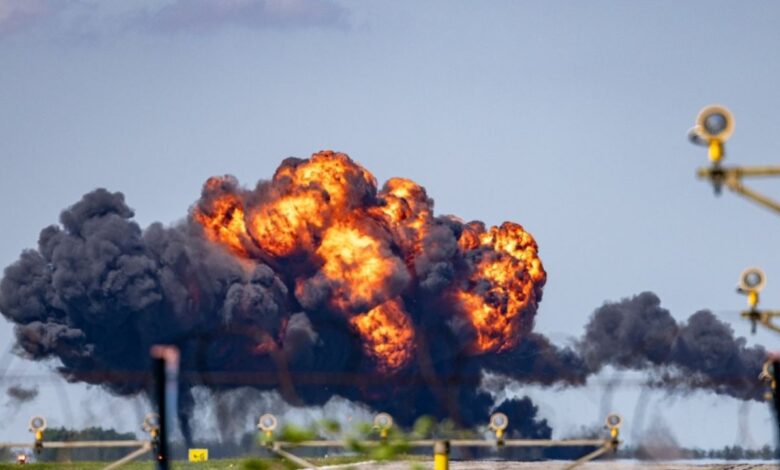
[190,151,546,368]
[0,151,555,438]
[0,151,767,442]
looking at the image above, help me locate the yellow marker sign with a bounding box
[188,448,209,462]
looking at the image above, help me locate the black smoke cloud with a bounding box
[0,188,767,442]
[6,384,39,404]
[581,292,765,401]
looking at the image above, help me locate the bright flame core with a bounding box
[193,151,546,371]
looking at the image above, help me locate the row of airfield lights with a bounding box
[22,412,623,445]
[258,411,623,444]
[15,411,623,463]
[17,414,157,463]
[20,412,516,451]
[260,412,508,441]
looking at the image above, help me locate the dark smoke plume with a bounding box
[0,153,768,443]
[6,384,38,404]
[581,292,765,401]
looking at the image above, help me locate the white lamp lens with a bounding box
[745,271,762,288]
[704,113,728,135]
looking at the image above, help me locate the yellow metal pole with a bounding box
[433,440,449,470]
[34,430,43,454]
[708,139,724,163]
[748,291,759,309]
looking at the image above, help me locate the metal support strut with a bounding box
[698,165,780,214]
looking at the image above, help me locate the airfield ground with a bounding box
[0,460,775,470]
[358,462,775,469]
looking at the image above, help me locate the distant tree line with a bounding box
[619,444,778,461]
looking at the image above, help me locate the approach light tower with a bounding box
[690,104,780,213]
[689,106,780,335]
[736,267,780,334]
[690,106,780,444]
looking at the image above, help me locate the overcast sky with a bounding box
[2,0,780,450]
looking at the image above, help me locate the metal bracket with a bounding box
[698,165,780,213]
[741,309,780,335]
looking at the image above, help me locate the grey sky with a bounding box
[2,0,780,449]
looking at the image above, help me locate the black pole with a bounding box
[154,356,169,470]
[771,360,780,466]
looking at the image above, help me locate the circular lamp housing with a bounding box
[489,412,509,431]
[258,413,278,432]
[695,105,735,141]
[739,267,766,292]
[373,412,393,430]
[605,413,623,429]
[142,413,160,432]
[29,416,47,433]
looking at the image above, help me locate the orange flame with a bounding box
[249,192,327,258]
[317,221,407,313]
[456,222,546,354]
[274,152,376,209]
[350,299,414,372]
[192,176,249,257]
[371,178,432,261]
[247,152,376,258]
[192,151,546,367]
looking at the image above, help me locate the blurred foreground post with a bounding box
[151,346,180,470]
[433,440,449,470]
